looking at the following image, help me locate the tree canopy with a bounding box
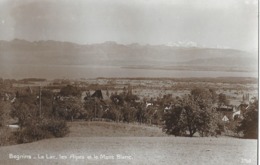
[218,93,230,106]
[163,87,221,137]
[237,98,258,139]
[60,85,81,97]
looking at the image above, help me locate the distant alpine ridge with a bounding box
[0,39,257,70]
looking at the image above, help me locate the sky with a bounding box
[0,0,258,51]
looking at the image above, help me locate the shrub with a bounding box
[0,127,16,146]
[15,118,69,143]
[42,118,69,137]
[237,99,258,139]
[60,85,81,97]
[102,106,121,122]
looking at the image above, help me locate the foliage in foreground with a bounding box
[15,118,69,143]
[237,99,258,139]
[10,92,69,143]
[0,127,16,146]
[163,88,222,137]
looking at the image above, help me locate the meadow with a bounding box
[0,121,257,165]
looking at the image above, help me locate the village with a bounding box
[0,77,257,143]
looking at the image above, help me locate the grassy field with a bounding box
[0,122,257,165]
[67,121,166,137]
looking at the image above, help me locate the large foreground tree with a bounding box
[237,98,258,139]
[163,88,221,137]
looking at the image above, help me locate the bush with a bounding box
[15,126,51,144]
[0,127,16,146]
[15,118,69,143]
[102,106,121,122]
[60,85,81,97]
[42,119,69,137]
[0,100,12,127]
[237,99,258,139]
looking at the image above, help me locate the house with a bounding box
[229,103,249,120]
[11,97,16,103]
[1,92,15,102]
[237,103,249,113]
[91,90,103,100]
[232,110,242,120]
[214,104,248,121]
[215,105,234,112]
[222,115,229,122]
[214,105,234,121]
[164,106,171,113]
[164,104,175,113]
[146,102,153,108]
[85,90,112,113]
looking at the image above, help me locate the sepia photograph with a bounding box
[0,0,258,164]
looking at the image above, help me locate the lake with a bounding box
[0,64,257,79]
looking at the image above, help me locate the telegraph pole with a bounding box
[39,85,42,117]
[94,100,96,120]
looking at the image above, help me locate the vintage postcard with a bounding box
[0,0,258,164]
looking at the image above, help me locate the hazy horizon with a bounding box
[0,0,258,52]
[0,39,258,55]
[0,0,258,79]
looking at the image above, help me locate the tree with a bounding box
[102,105,122,122]
[136,103,146,124]
[190,87,215,109]
[14,117,69,143]
[0,105,4,127]
[163,88,221,137]
[54,97,84,121]
[0,100,12,127]
[110,94,124,106]
[218,93,230,106]
[124,94,139,104]
[209,88,218,102]
[60,85,81,97]
[84,97,105,120]
[122,106,137,123]
[11,91,69,143]
[237,99,258,139]
[11,96,38,128]
[163,103,186,136]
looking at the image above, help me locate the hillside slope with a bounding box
[67,121,166,137]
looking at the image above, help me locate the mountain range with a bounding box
[0,39,257,78]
